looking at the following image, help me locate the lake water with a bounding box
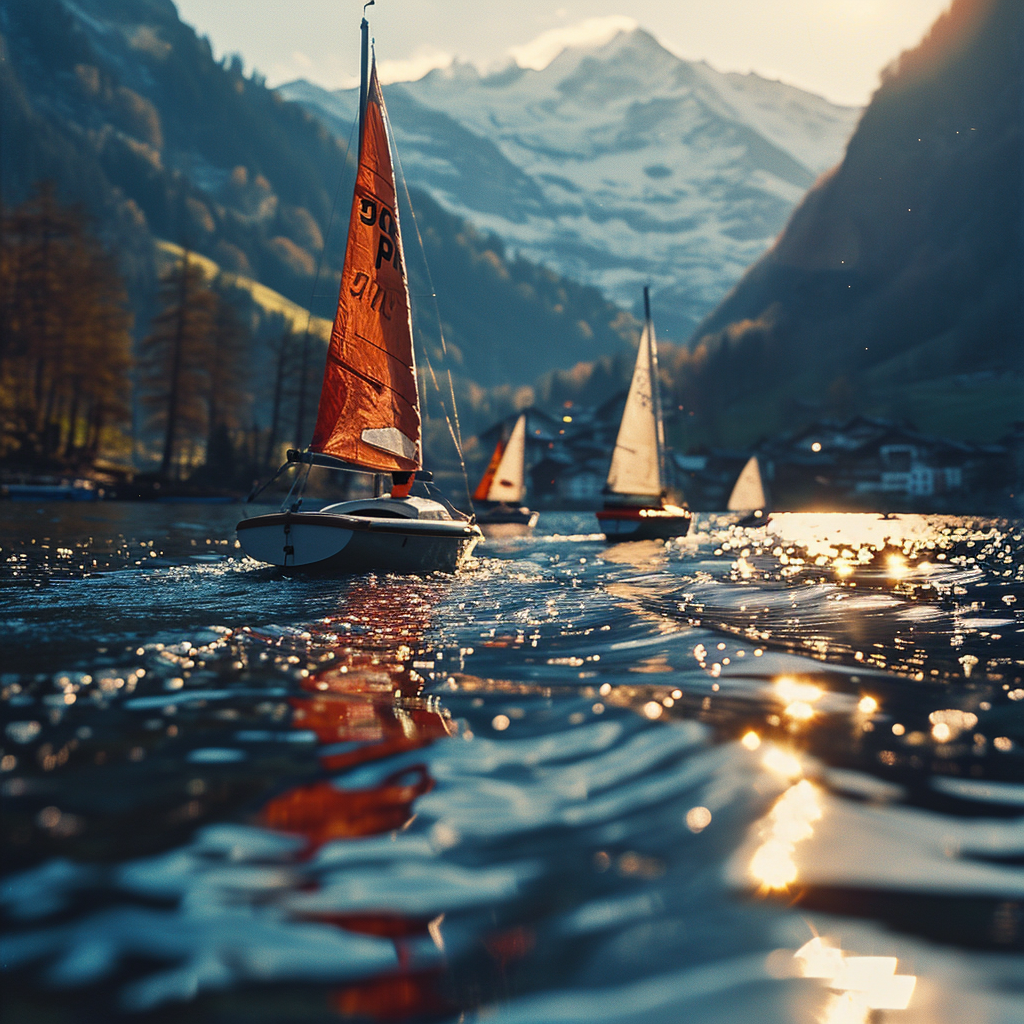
[1,503,1022,1023]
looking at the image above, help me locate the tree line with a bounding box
[0,183,132,467]
[1,184,321,484]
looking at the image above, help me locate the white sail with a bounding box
[727,456,767,511]
[486,413,527,503]
[606,321,662,497]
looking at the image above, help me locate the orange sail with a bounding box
[472,435,505,502]
[311,61,420,472]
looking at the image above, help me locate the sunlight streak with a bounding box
[749,778,822,891]
[795,937,917,1015]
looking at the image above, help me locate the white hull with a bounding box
[237,498,481,574]
[476,503,539,533]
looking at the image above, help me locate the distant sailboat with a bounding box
[237,14,481,573]
[596,287,691,541]
[727,455,770,527]
[472,413,539,530]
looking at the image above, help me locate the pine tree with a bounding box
[0,182,133,466]
[265,327,300,468]
[199,285,251,481]
[138,250,216,478]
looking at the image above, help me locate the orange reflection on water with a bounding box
[291,690,454,773]
[330,970,452,1021]
[253,581,459,1020]
[259,766,434,850]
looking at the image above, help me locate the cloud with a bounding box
[376,46,453,84]
[508,16,638,71]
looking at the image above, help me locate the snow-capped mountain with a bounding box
[281,28,861,338]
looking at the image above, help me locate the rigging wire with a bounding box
[283,453,314,511]
[387,101,475,515]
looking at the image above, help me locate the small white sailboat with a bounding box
[596,287,691,541]
[727,455,770,527]
[237,14,481,573]
[472,412,539,531]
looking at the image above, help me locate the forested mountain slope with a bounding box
[680,0,1022,445]
[0,0,635,395]
[285,27,859,339]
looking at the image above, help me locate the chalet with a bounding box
[474,409,1013,513]
[764,417,1007,508]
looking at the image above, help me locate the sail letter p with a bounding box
[375,234,394,269]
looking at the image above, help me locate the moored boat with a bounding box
[237,15,481,574]
[597,287,691,541]
[3,478,100,501]
[472,413,539,532]
[727,455,770,527]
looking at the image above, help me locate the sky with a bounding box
[172,0,954,107]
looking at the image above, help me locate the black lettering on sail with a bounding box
[379,207,396,238]
[359,199,377,225]
[350,271,369,298]
[375,235,394,269]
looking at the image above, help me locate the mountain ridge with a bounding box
[0,0,638,397]
[281,27,861,337]
[680,0,1022,446]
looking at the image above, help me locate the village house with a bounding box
[762,417,1008,510]
[473,409,1013,513]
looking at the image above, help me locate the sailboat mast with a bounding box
[359,12,370,156]
[359,4,385,496]
[643,286,666,495]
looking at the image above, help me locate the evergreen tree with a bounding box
[265,327,300,468]
[198,284,251,481]
[138,250,216,477]
[0,182,132,465]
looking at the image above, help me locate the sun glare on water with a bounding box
[773,675,825,722]
[749,778,822,890]
[795,937,917,1021]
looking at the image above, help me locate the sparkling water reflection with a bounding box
[1,504,1022,1022]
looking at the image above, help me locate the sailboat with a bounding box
[596,287,691,541]
[727,455,770,527]
[472,412,539,531]
[237,14,481,573]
